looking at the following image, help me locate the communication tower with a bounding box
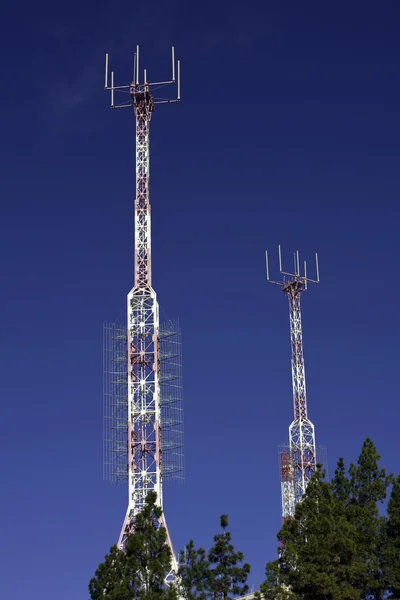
[103,46,183,582]
[266,246,326,522]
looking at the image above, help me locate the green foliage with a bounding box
[259,439,396,600]
[208,515,251,600]
[278,470,365,600]
[90,438,400,600]
[89,491,177,600]
[383,475,400,598]
[89,545,130,600]
[257,562,296,600]
[332,457,350,504]
[346,438,391,599]
[179,540,210,600]
[179,515,250,600]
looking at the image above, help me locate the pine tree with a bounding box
[259,467,370,600]
[179,515,250,600]
[259,439,395,600]
[89,492,177,600]
[347,438,391,599]
[332,457,350,505]
[208,515,250,600]
[179,540,211,600]
[89,545,130,600]
[384,475,400,598]
[285,470,365,600]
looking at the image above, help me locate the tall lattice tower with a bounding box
[266,246,326,522]
[103,47,183,580]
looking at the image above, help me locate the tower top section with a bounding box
[104,45,181,110]
[266,245,320,293]
[104,46,181,289]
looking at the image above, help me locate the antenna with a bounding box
[304,261,308,290]
[104,46,181,108]
[267,245,320,287]
[105,53,109,89]
[111,71,115,108]
[177,60,181,101]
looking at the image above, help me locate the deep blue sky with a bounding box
[1,1,400,598]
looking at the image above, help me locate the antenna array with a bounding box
[105,45,180,109]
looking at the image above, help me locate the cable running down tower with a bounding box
[103,46,182,577]
[266,246,323,521]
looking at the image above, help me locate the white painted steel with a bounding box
[284,281,317,513]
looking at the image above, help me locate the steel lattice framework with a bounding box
[284,280,316,508]
[267,247,322,520]
[104,46,181,576]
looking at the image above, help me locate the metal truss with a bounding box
[118,289,161,547]
[104,46,181,581]
[135,101,153,289]
[284,281,316,505]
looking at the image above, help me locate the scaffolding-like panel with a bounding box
[159,319,184,480]
[279,445,295,519]
[279,447,293,482]
[103,320,184,483]
[278,443,329,512]
[103,323,128,482]
[279,444,328,478]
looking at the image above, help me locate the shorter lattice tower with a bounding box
[266,246,325,522]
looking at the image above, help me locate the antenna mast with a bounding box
[266,246,322,521]
[104,47,181,582]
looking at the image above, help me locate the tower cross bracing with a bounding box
[285,279,316,508]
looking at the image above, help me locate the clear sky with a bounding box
[1,1,400,598]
